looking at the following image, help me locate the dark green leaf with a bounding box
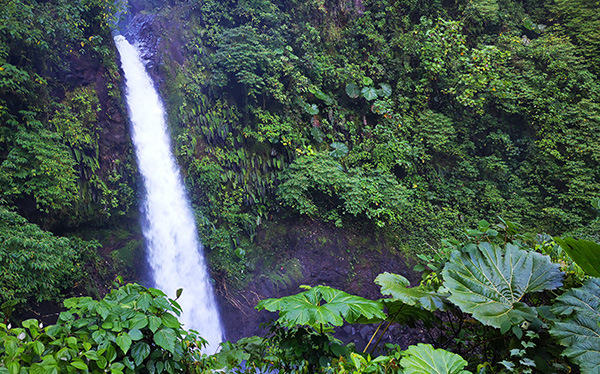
[443,243,563,328]
[310,127,325,143]
[105,344,117,363]
[128,314,148,330]
[313,89,334,105]
[380,299,435,326]
[400,344,472,374]
[6,362,19,374]
[486,229,499,237]
[554,237,600,277]
[345,84,360,98]
[329,142,348,158]
[550,278,600,373]
[128,329,143,341]
[151,297,171,311]
[97,304,110,319]
[116,333,132,354]
[361,87,378,101]
[375,272,448,311]
[154,328,177,353]
[161,313,180,329]
[305,103,319,115]
[70,361,88,371]
[148,288,167,298]
[378,83,392,97]
[136,294,152,311]
[97,356,108,369]
[131,342,151,366]
[413,264,426,272]
[512,326,523,339]
[148,316,161,333]
[33,341,45,356]
[123,357,135,370]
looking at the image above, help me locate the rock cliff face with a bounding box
[218,218,421,348]
[90,59,131,181]
[60,46,142,282]
[123,13,185,88]
[123,14,163,80]
[63,53,136,231]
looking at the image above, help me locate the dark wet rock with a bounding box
[343,325,356,336]
[359,325,372,339]
[123,12,185,87]
[215,218,425,349]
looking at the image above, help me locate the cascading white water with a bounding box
[114,35,224,353]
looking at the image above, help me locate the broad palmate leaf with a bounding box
[400,344,472,374]
[361,86,378,101]
[443,243,563,328]
[550,277,600,374]
[554,237,600,277]
[345,83,361,98]
[375,272,448,311]
[329,142,349,158]
[256,285,385,328]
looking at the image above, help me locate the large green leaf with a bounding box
[554,237,600,277]
[310,127,325,143]
[550,278,600,374]
[375,272,448,311]
[361,86,378,101]
[378,83,392,97]
[400,344,472,374]
[345,83,361,98]
[116,333,132,354]
[443,243,563,328]
[256,285,385,328]
[329,142,349,158]
[130,342,150,366]
[305,103,319,115]
[153,328,176,353]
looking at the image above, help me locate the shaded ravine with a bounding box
[114,35,224,353]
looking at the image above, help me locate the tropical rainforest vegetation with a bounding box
[2,0,600,372]
[0,0,140,305]
[155,0,600,283]
[3,224,600,373]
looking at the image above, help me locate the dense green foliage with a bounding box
[0,283,204,373]
[278,153,410,227]
[0,207,97,305]
[0,0,140,313]
[212,224,599,373]
[3,223,600,374]
[0,0,136,228]
[2,0,600,372]
[128,0,600,285]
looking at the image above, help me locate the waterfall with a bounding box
[114,35,224,353]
